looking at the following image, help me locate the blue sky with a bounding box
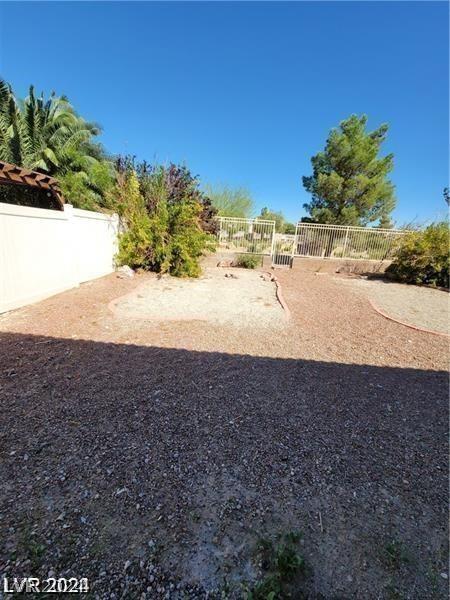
[0,1,448,224]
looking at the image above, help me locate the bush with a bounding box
[113,162,217,277]
[234,254,260,269]
[115,171,153,268]
[386,222,449,288]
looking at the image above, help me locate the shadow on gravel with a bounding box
[0,332,448,599]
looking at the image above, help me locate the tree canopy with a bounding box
[206,184,254,218]
[257,207,295,234]
[0,79,114,210]
[302,114,395,226]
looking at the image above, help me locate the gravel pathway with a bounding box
[0,269,448,599]
[334,277,449,335]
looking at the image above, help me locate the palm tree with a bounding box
[0,79,98,172]
[0,79,25,166]
[0,79,114,209]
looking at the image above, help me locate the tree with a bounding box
[302,114,396,226]
[284,222,296,234]
[206,184,254,218]
[0,79,113,210]
[377,214,394,229]
[257,207,294,233]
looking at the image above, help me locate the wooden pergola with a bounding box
[0,160,65,210]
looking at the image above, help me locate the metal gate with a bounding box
[271,234,295,267]
[216,217,276,255]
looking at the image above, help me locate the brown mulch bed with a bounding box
[0,270,448,599]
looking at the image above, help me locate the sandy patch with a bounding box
[109,267,287,328]
[335,277,449,335]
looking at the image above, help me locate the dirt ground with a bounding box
[0,268,448,599]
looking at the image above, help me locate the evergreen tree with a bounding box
[302,114,395,226]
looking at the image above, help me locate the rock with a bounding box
[335,265,354,274]
[440,573,448,579]
[116,265,135,279]
[217,260,233,268]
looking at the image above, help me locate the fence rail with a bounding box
[216,216,275,255]
[215,217,408,265]
[294,223,406,261]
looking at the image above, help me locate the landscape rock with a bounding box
[217,260,233,268]
[116,265,135,279]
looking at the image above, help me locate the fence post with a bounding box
[270,221,276,260]
[342,226,350,258]
[293,223,300,258]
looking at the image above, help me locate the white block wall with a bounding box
[0,202,119,313]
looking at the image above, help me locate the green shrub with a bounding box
[114,163,216,277]
[234,254,260,269]
[386,222,449,288]
[115,171,153,268]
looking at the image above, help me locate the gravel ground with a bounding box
[333,277,449,335]
[110,268,286,328]
[0,268,448,599]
